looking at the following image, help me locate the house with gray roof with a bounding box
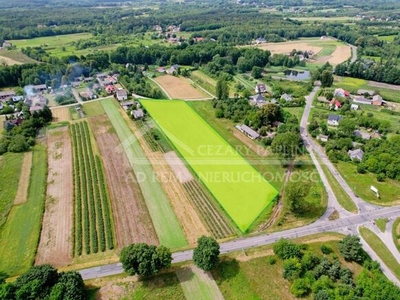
[348,149,364,161]
[250,94,266,106]
[327,114,343,126]
[131,109,144,119]
[353,129,371,140]
[280,93,292,102]
[236,124,260,139]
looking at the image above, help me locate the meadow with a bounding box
[101,99,187,249]
[141,100,279,232]
[0,145,47,276]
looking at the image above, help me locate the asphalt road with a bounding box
[80,205,400,280]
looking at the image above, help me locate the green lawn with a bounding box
[336,161,400,205]
[100,99,187,249]
[130,272,186,300]
[376,35,396,42]
[176,266,223,300]
[360,227,400,280]
[83,100,107,118]
[319,160,358,213]
[0,49,38,64]
[188,100,285,191]
[0,153,24,227]
[393,218,400,253]
[141,100,279,232]
[0,145,47,276]
[282,107,304,121]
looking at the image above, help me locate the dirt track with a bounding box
[164,151,194,183]
[154,75,207,99]
[89,115,158,248]
[35,126,73,267]
[131,121,209,246]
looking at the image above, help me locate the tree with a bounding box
[193,236,220,271]
[120,243,172,277]
[260,103,281,125]
[216,79,229,100]
[338,235,366,263]
[283,258,302,281]
[290,278,311,297]
[273,239,302,260]
[320,70,333,87]
[271,132,301,159]
[285,180,311,215]
[49,271,85,300]
[251,66,262,79]
[337,118,356,137]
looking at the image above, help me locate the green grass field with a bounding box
[83,100,107,118]
[188,101,285,191]
[375,218,388,232]
[336,161,400,205]
[0,49,38,64]
[393,218,400,253]
[0,153,24,227]
[100,99,187,249]
[360,227,400,280]
[0,145,47,276]
[141,100,279,232]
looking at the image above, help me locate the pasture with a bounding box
[0,145,47,276]
[154,75,208,99]
[254,38,351,65]
[0,50,37,65]
[101,98,187,249]
[141,100,279,232]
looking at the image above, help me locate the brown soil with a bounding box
[13,152,32,205]
[369,80,400,91]
[130,121,209,246]
[233,130,269,157]
[89,115,158,249]
[0,56,22,65]
[154,75,206,99]
[51,107,70,122]
[317,45,351,65]
[35,126,73,267]
[164,151,194,183]
[255,42,323,55]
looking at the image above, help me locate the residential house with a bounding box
[353,97,371,105]
[131,109,144,119]
[357,89,375,96]
[236,124,260,139]
[26,94,47,112]
[334,88,350,98]
[351,104,359,110]
[280,93,292,102]
[330,99,342,110]
[79,88,96,101]
[3,118,23,129]
[167,64,179,74]
[372,94,385,106]
[157,67,166,73]
[348,149,364,161]
[105,85,116,94]
[116,89,128,101]
[327,114,343,126]
[255,37,266,44]
[0,90,16,101]
[33,84,47,93]
[353,129,371,140]
[270,98,278,104]
[96,73,108,80]
[272,121,284,128]
[255,83,267,94]
[2,41,12,49]
[249,94,266,106]
[122,101,134,111]
[317,134,329,142]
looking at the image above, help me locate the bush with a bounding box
[273,239,303,260]
[283,258,302,281]
[321,244,333,255]
[290,278,311,297]
[377,173,386,182]
[267,256,276,265]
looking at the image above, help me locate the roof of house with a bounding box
[327,115,343,122]
[353,97,371,105]
[357,89,375,96]
[116,89,128,97]
[280,93,292,101]
[132,109,144,119]
[255,83,267,93]
[372,94,383,101]
[33,84,47,90]
[348,149,364,160]
[251,94,265,103]
[351,104,359,109]
[0,90,16,97]
[239,124,260,139]
[330,99,342,107]
[318,134,329,140]
[353,129,371,140]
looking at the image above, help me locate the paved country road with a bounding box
[80,205,400,280]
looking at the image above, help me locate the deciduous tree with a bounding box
[193,236,220,271]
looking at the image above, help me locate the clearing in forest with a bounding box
[154,75,208,99]
[36,126,73,267]
[89,115,158,248]
[100,98,187,249]
[141,100,279,232]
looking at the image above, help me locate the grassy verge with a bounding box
[319,159,358,213]
[336,161,400,205]
[0,152,24,227]
[359,226,400,280]
[0,145,47,276]
[375,218,388,232]
[100,98,187,249]
[392,218,400,253]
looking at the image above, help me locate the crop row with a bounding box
[135,120,161,152]
[70,121,114,256]
[183,180,235,239]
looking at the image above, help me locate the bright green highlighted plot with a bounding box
[141,100,278,232]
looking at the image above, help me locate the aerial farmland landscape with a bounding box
[1,0,400,299]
